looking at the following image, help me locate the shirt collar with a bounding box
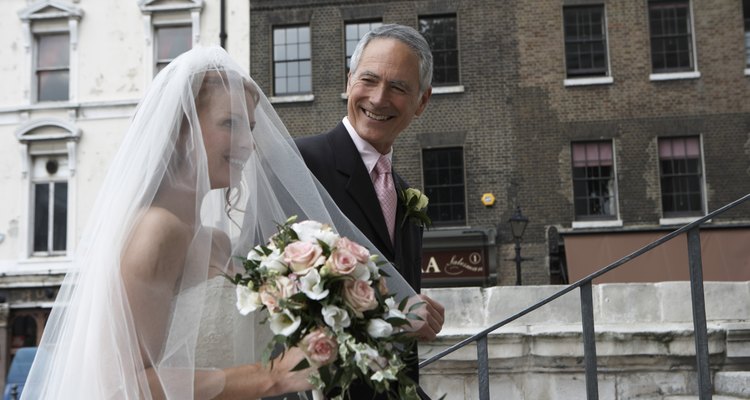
[343,116,393,175]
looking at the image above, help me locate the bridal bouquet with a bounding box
[229,216,420,400]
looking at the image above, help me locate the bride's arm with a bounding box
[121,209,312,399]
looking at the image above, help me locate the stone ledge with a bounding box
[715,371,750,398]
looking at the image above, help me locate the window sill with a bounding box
[564,76,613,87]
[269,94,315,104]
[745,68,750,76]
[572,219,623,229]
[649,71,701,81]
[431,85,465,95]
[659,216,706,226]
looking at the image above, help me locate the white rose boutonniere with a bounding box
[400,188,432,228]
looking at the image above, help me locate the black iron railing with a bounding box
[419,193,750,400]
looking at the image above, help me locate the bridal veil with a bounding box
[22,46,413,399]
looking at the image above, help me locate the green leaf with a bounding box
[291,358,310,371]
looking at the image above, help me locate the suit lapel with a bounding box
[328,125,395,255]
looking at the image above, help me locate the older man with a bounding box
[296,24,445,399]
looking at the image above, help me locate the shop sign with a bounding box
[421,247,487,279]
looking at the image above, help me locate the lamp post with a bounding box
[508,206,529,286]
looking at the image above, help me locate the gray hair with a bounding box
[349,24,433,94]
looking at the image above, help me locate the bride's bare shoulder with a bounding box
[121,207,191,278]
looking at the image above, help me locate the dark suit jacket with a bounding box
[296,122,422,293]
[295,122,425,399]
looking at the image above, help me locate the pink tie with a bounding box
[372,156,397,244]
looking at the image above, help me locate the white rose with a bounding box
[235,284,262,315]
[300,268,329,300]
[366,318,393,338]
[384,297,406,320]
[322,304,351,330]
[351,263,371,282]
[260,247,288,274]
[269,309,301,337]
[292,220,339,247]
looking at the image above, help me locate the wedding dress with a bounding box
[22,46,413,399]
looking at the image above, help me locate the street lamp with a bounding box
[508,206,529,285]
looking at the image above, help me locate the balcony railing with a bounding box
[419,193,750,400]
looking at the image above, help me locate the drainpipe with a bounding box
[219,0,227,49]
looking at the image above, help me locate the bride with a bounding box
[22,46,398,399]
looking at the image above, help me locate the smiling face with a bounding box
[196,80,256,189]
[346,38,431,154]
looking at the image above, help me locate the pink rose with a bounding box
[343,279,378,318]
[284,241,323,274]
[259,283,280,313]
[327,249,358,276]
[259,276,298,313]
[337,237,370,263]
[301,328,338,367]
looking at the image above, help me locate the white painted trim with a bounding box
[269,94,315,104]
[572,220,623,229]
[649,71,701,81]
[431,85,465,95]
[659,216,706,226]
[564,76,614,87]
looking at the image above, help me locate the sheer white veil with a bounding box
[22,46,413,399]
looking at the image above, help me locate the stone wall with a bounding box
[419,282,750,399]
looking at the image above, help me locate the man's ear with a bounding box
[414,87,432,117]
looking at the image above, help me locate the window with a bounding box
[571,141,617,220]
[36,33,70,102]
[419,15,459,86]
[17,119,80,260]
[563,6,608,78]
[31,156,69,256]
[345,21,382,82]
[155,25,192,73]
[744,0,750,70]
[273,26,312,95]
[423,148,466,226]
[648,0,695,73]
[19,1,82,104]
[139,0,202,79]
[659,136,703,217]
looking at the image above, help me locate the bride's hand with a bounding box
[270,347,314,394]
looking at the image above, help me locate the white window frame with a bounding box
[570,140,623,229]
[139,0,203,84]
[562,4,615,87]
[18,1,83,104]
[647,0,701,82]
[16,119,80,264]
[657,135,708,226]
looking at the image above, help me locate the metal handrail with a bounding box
[419,192,750,400]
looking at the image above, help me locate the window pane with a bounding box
[273,26,312,95]
[659,136,703,217]
[156,25,192,60]
[36,34,70,102]
[419,15,460,86]
[38,70,70,102]
[422,147,465,225]
[38,34,70,68]
[33,184,50,252]
[563,6,608,78]
[571,141,616,220]
[53,182,68,251]
[345,21,382,79]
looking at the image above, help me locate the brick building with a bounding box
[249,0,750,287]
